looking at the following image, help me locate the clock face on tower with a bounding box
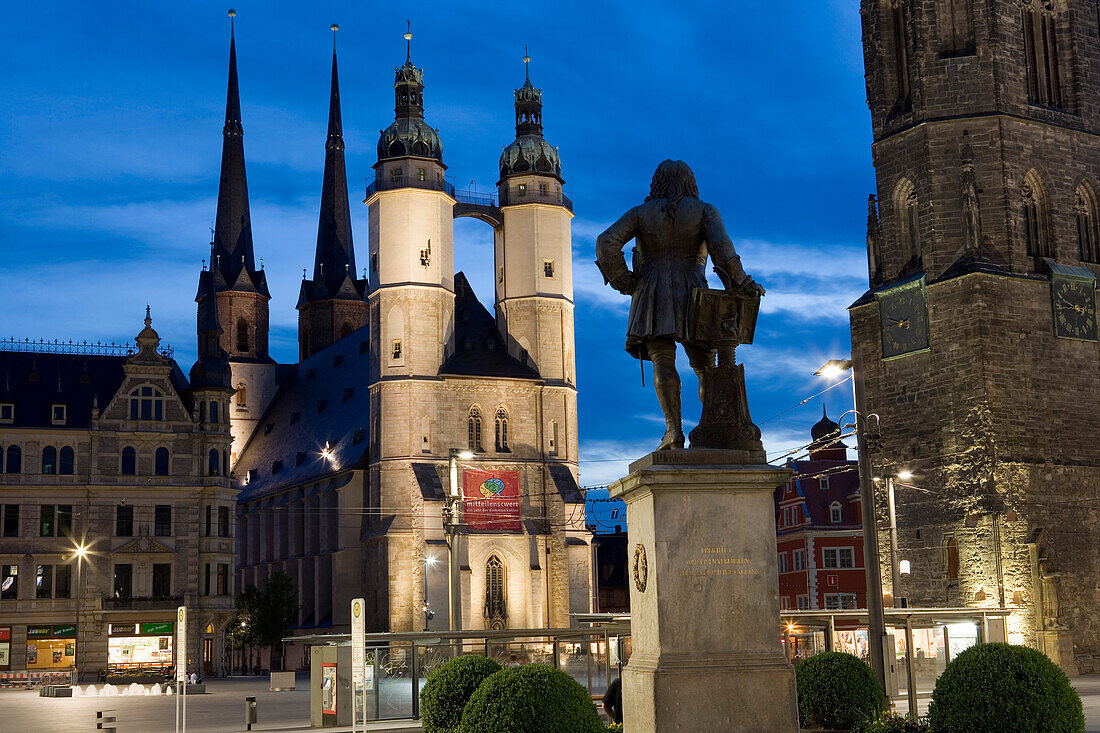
[1051,276,1098,341]
[876,282,930,359]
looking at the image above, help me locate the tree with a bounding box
[226,584,261,673]
[255,571,298,670]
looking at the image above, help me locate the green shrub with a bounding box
[420,655,502,733]
[853,711,929,733]
[795,651,887,730]
[606,725,623,733]
[457,664,604,733]
[927,643,1084,733]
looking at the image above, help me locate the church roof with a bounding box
[0,350,188,430]
[233,327,371,502]
[440,273,540,380]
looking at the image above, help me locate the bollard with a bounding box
[96,709,117,733]
[245,695,258,730]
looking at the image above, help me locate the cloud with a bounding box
[579,438,654,487]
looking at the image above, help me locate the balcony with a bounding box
[365,175,457,200]
[499,187,573,212]
[103,595,182,611]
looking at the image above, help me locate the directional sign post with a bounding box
[351,598,365,733]
[175,606,187,733]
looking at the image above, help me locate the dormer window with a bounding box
[829,502,843,524]
[819,476,830,491]
[130,387,164,421]
[51,404,66,425]
[0,404,12,423]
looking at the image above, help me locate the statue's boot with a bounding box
[656,426,685,452]
[654,365,685,451]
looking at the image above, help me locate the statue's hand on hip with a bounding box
[610,270,638,296]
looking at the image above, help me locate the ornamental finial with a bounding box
[404,21,412,62]
[523,45,531,81]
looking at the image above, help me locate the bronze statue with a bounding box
[596,160,765,454]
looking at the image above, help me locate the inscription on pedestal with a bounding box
[678,546,761,579]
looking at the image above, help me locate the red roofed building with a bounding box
[774,409,866,613]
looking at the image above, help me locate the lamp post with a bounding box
[73,543,88,683]
[423,554,437,631]
[887,473,909,608]
[446,449,474,633]
[815,358,888,694]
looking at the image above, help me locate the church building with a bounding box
[224,30,590,662]
[852,0,1100,674]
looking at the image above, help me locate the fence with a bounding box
[0,338,172,359]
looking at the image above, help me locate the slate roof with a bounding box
[774,458,862,533]
[0,351,189,430]
[440,273,540,380]
[234,328,371,502]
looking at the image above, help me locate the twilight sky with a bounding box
[0,1,872,486]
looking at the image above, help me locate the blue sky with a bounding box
[0,1,871,486]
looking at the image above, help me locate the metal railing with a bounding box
[0,338,173,359]
[365,175,457,200]
[499,187,573,212]
[453,189,498,207]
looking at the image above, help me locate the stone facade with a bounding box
[853,0,1100,673]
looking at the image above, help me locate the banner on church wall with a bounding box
[462,469,521,531]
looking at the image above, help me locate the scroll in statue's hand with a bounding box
[610,270,638,296]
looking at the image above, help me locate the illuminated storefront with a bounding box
[0,626,10,670]
[26,625,77,670]
[107,622,174,672]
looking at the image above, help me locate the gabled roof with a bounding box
[440,272,540,380]
[0,351,188,430]
[234,328,371,502]
[774,458,862,533]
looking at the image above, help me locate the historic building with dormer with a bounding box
[852,0,1100,674]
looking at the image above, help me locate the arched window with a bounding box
[485,554,507,629]
[893,178,920,265]
[235,383,247,408]
[1022,0,1065,109]
[495,408,510,452]
[41,446,57,475]
[467,407,483,452]
[121,447,136,476]
[937,0,974,56]
[1023,172,1053,258]
[829,501,843,524]
[208,449,220,477]
[889,0,913,109]
[339,321,354,339]
[209,401,218,424]
[155,447,169,476]
[942,536,960,580]
[236,317,250,352]
[59,446,74,475]
[129,386,164,421]
[5,445,21,474]
[1076,183,1099,262]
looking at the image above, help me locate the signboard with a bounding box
[175,606,187,683]
[28,625,76,638]
[321,663,337,715]
[142,622,173,635]
[462,468,521,531]
[350,597,365,686]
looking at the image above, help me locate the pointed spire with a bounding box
[299,29,362,310]
[524,45,530,82]
[211,9,267,297]
[405,20,412,63]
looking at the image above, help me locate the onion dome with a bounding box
[377,27,444,164]
[499,52,563,182]
[810,406,847,451]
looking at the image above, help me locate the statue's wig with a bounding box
[646,160,699,210]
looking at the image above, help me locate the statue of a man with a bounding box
[596,160,762,451]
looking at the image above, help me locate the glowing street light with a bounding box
[896,470,913,481]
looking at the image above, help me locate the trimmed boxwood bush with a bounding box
[795,651,887,730]
[457,664,604,733]
[927,643,1084,733]
[420,655,502,733]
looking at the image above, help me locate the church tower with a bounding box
[297,38,368,360]
[496,55,575,387]
[852,0,1100,673]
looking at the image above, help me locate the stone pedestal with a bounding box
[609,450,797,733]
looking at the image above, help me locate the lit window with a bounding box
[518,183,527,197]
[824,593,857,610]
[235,383,247,408]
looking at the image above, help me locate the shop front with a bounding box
[26,625,76,670]
[107,622,174,674]
[0,626,10,669]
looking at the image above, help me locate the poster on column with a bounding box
[462,468,521,531]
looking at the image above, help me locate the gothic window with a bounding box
[236,317,250,352]
[893,179,921,265]
[467,407,483,452]
[41,446,56,475]
[485,554,506,629]
[5,445,20,474]
[938,0,974,56]
[1023,172,1053,258]
[495,408,510,452]
[155,447,169,476]
[59,446,74,475]
[208,449,220,477]
[889,0,913,109]
[121,446,136,476]
[548,421,558,455]
[1075,183,1099,262]
[942,536,960,580]
[1022,0,1065,110]
[130,386,164,421]
[235,383,247,408]
[867,194,883,282]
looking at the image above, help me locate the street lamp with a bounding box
[446,449,474,633]
[73,543,88,683]
[815,357,889,695]
[423,554,437,631]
